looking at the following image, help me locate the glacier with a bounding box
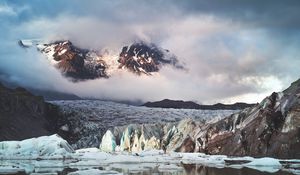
[50,100,237,149]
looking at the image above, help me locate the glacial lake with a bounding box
[0,160,297,175]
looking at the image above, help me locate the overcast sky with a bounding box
[0,0,300,104]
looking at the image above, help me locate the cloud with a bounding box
[173,0,300,29]
[0,4,17,16]
[0,0,300,104]
[0,3,29,17]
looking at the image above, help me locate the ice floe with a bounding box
[1,135,300,175]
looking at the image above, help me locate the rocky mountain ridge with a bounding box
[19,40,183,81]
[143,99,255,110]
[101,79,300,158]
[1,78,299,159]
[118,42,182,75]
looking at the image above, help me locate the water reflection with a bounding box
[181,164,293,175]
[0,160,295,175]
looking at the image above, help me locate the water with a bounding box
[0,160,296,175]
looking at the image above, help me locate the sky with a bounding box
[0,0,300,104]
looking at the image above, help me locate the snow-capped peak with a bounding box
[19,39,185,81]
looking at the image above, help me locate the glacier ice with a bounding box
[99,130,116,152]
[0,134,74,159]
[0,135,299,175]
[50,100,237,149]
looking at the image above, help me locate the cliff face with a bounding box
[0,83,60,141]
[101,79,300,158]
[197,79,300,158]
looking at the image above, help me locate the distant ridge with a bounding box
[142,99,255,110]
[28,88,81,101]
[0,79,81,101]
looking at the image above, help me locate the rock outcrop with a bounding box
[118,42,182,75]
[0,82,61,141]
[37,40,108,80]
[194,79,300,158]
[101,79,300,158]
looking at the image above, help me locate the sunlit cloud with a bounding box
[0,0,300,104]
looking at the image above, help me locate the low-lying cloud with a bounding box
[0,0,300,104]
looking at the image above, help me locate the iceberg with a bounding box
[0,134,74,159]
[99,130,116,152]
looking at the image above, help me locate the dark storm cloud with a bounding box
[6,0,300,27]
[175,0,300,28]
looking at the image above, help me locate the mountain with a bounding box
[0,82,61,141]
[19,40,183,81]
[143,99,255,110]
[194,78,300,158]
[26,40,108,80]
[0,79,81,101]
[143,99,201,109]
[101,79,300,158]
[119,42,182,75]
[2,74,299,158]
[28,88,81,101]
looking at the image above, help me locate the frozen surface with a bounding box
[1,147,300,175]
[49,100,238,149]
[68,169,122,175]
[51,100,237,129]
[0,134,74,159]
[244,157,282,173]
[0,134,299,174]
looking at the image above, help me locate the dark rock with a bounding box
[0,83,61,141]
[192,79,300,158]
[118,42,183,75]
[28,88,81,101]
[38,40,108,81]
[143,99,255,110]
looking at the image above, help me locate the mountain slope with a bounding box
[102,79,300,158]
[19,40,184,81]
[0,79,81,101]
[37,40,108,80]
[143,99,255,110]
[28,88,81,101]
[0,82,60,141]
[195,79,300,158]
[118,42,182,75]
